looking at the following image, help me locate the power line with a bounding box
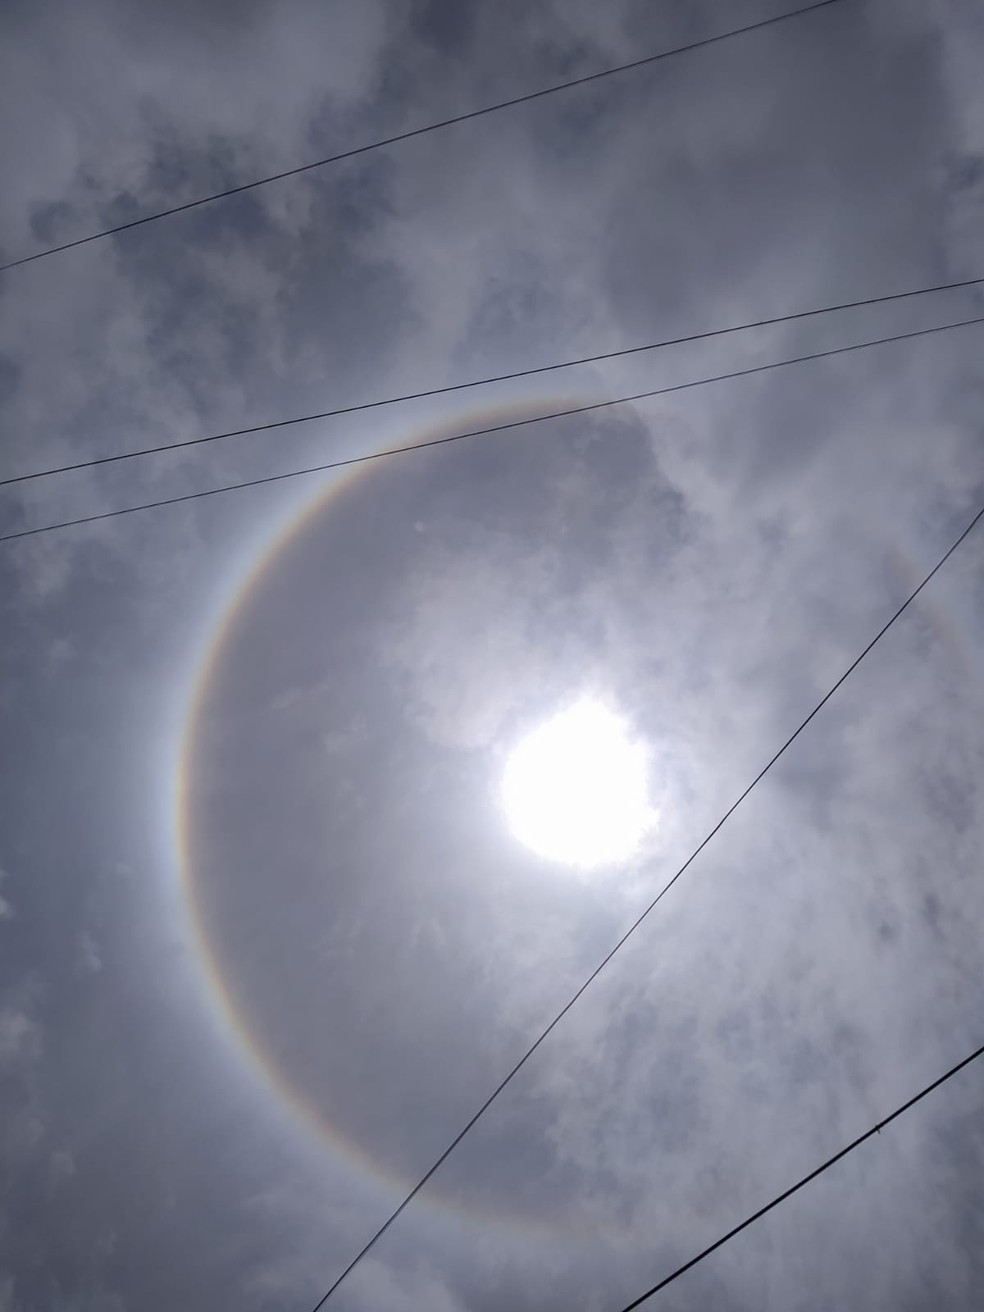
[2,312,982,546]
[3,272,982,489]
[618,1037,984,1310]
[301,450,984,1310]
[0,0,845,275]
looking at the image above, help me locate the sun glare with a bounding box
[501,700,655,869]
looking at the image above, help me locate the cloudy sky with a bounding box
[2,0,984,1308]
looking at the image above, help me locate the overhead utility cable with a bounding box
[2,313,982,546]
[2,271,981,489]
[617,1037,984,1309]
[0,0,845,274]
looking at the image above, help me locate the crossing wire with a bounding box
[2,312,982,545]
[300,395,984,1311]
[618,1037,984,1309]
[2,271,982,489]
[0,0,846,275]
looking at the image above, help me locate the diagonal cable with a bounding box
[618,1037,984,1309]
[2,271,981,488]
[3,313,983,546]
[0,0,845,274]
[302,441,984,1309]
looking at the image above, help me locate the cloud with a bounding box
[0,1007,40,1070]
[1,2,984,1310]
[75,931,102,977]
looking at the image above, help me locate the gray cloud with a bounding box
[1,1,983,1310]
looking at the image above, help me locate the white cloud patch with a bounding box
[75,931,102,977]
[0,1009,40,1070]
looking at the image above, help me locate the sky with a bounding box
[1,0,984,1309]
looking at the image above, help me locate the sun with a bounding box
[500,699,655,869]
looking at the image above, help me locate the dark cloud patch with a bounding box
[0,352,20,406]
[27,198,79,247]
[606,2,947,341]
[411,0,475,54]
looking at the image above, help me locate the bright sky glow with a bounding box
[501,699,655,868]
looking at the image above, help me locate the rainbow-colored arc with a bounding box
[172,397,591,1213]
[172,391,975,1215]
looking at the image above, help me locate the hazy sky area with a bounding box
[2,1,984,1309]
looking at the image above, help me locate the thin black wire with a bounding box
[302,425,984,1310]
[3,313,982,546]
[0,0,845,275]
[618,1038,984,1310]
[3,272,981,488]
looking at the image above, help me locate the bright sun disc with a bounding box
[501,700,655,868]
